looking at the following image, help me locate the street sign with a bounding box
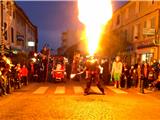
[143,28,155,35]
[28,41,35,47]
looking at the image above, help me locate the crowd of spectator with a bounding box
[70,55,160,93]
[1,53,160,96]
[0,54,31,96]
[103,58,160,92]
[0,54,48,96]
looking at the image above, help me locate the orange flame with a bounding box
[78,0,112,55]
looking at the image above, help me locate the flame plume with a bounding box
[78,0,112,55]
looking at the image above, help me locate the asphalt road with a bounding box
[0,81,160,120]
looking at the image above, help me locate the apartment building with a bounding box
[109,1,160,64]
[0,1,38,55]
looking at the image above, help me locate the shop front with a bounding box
[136,46,158,64]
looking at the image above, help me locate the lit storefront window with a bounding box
[141,53,153,63]
[142,54,146,62]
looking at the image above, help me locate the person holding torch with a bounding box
[84,56,105,95]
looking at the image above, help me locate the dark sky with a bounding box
[16,1,127,51]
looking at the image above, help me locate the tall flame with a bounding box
[78,0,112,55]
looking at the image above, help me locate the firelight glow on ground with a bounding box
[78,0,112,55]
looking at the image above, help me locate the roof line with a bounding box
[113,1,130,14]
[14,1,38,30]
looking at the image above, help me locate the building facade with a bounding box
[61,29,82,53]
[0,1,38,55]
[109,1,160,64]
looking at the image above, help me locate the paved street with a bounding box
[0,81,160,120]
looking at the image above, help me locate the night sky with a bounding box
[16,1,127,51]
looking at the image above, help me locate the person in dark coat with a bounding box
[101,59,110,85]
[122,63,129,88]
[41,47,49,82]
[28,61,35,82]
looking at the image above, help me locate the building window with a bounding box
[17,40,24,47]
[13,12,15,19]
[133,25,139,41]
[144,21,147,28]
[138,24,140,38]
[131,26,134,41]
[139,2,148,13]
[129,3,136,17]
[7,2,12,16]
[116,15,120,25]
[4,23,7,40]
[125,8,129,19]
[11,27,14,43]
[151,17,155,28]
[27,27,30,33]
[4,31,8,40]
[135,2,139,14]
[17,41,21,46]
[124,29,128,41]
